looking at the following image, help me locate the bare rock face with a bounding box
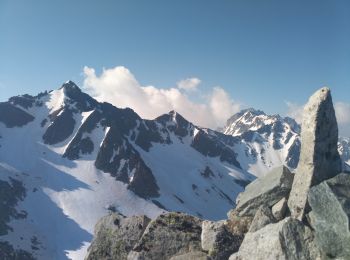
[169,251,210,260]
[308,173,350,259]
[127,212,204,260]
[229,218,316,260]
[248,205,276,233]
[85,213,150,260]
[272,197,287,221]
[233,165,293,217]
[288,87,342,220]
[201,220,241,259]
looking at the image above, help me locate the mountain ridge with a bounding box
[0,81,349,259]
[0,81,252,259]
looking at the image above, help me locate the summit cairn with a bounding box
[288,87,342,220]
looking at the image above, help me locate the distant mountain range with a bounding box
[0,81,348,259]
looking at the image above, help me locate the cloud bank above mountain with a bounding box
[83,66,241,129]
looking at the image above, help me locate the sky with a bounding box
[0,0,349,134]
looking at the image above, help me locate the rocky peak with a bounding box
[288,87,342,220]
[223,108,292,137]
[57,81,98,112]
[222,107,301,172]
[60,80,81,92]
[157,110,189,126]
[155,110,192,138]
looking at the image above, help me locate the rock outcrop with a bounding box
[232,165,293,217]
[201,220,240,259]
[86,87,350,260]
[288,87,342,220]
[272,197,287,221]
[308,173,350,259]
[248,205,276,232]
[229,218,316,260]
[127,212,203,259]
[86,213,151,260]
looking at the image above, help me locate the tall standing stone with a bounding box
[288,87,342,220]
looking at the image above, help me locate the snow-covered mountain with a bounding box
[222,108,350,176]
[1,82,348,259]
[339,137,350,171]
[0,82,253,259]
[222,108,301,176]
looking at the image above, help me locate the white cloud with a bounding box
[210,87,241,126]
[285,101,304,123]
[335,102,350,125]
[176,78,201,92]
[285,100,350,137]
[83,66,241,128]
[335,102,350,137]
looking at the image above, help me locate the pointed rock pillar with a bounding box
[288,87,342,220]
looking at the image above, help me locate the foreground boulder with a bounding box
[169,251,209,260]
[272,197,287,221]
[86,213,151,260]
[232,165,293,217]
[288,87,342,220]
[229,218,318,260]
[248,205,276,232]
[201,220,241,259]
[308,173,350,259]
[128,212,204,259]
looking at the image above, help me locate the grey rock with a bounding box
[272,197,287,221]
[0,102,35,128]
[234,165,293,217]
[303,226,322,260]
[0,177,27,236]
[248,205,276,233]
[85,213,150,260]
[325,173,350,217]
[201,220,240,259]
[169,251,210,260]
[308,173,350,259]
[280,219,316,260]
[227,210,253,237]
[229,218,290,260]
[201,220,225,252]
[0,241,35,260]
[230,218,315,260]
[128,212,203,260]
[288,87,342,220]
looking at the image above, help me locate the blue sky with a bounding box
[0,0,349,132]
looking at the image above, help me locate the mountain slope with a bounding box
[0,82,252,259]
[222,108,349,176]
[222,108,301,176]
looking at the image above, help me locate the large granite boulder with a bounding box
[308,173,350,259]
[127,212,204,260]
[288,87,342,220]
[169,251,210,260]
[272,197,288,221]
[232,165,293,217]
[248,205,276,233]
[229,218,317,260]
[201,220,241,259]
[85,213,150,260]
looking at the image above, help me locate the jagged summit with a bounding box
[60,80,81,91]
[223,108,288,137]
[222,107,301,173]
[155,110,192,134]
